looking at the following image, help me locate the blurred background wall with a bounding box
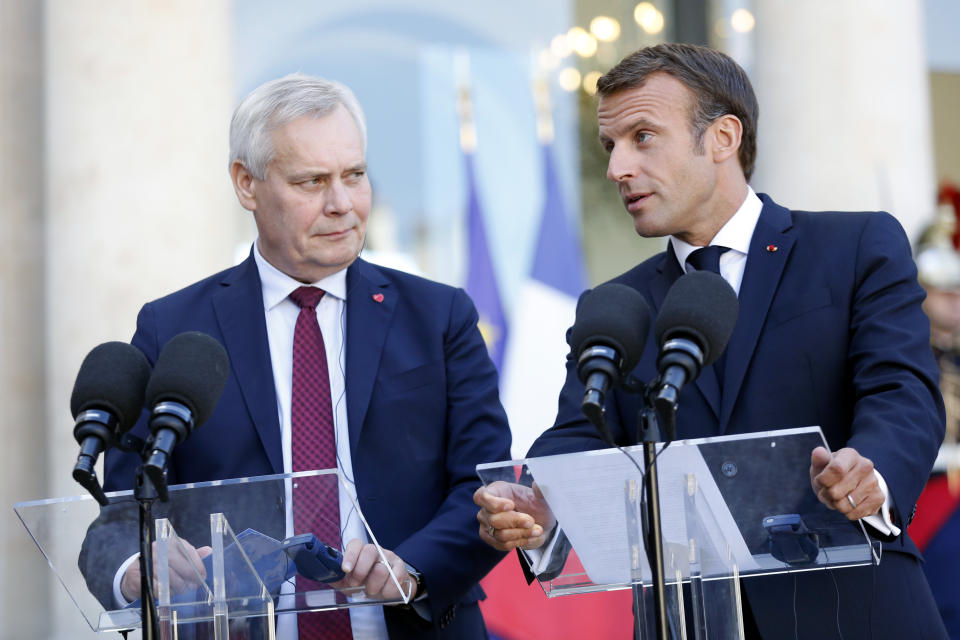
[1,0,958,637]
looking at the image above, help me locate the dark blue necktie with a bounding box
[685,245,729,276]
[685,246,731,388]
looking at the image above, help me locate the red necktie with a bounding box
[289,286,352,640]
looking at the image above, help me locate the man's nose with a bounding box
[606,147,636,183]
[324,180,353,215]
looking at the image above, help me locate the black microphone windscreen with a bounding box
[145,332,230,428]
[70,342,152,433]
[570,283,651,375]
[654,271,739,366]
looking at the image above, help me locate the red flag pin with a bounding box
[372,293,384,303]
[766,244,778,252]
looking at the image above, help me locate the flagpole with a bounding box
[454,50,477,155]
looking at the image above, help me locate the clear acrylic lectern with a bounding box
[477,426,878,640]
[15,469,410,638]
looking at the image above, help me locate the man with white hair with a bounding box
[83,73,512,639]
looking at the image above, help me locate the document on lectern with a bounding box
[526,444,758,585]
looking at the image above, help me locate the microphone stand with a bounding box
[134,466,161,640]
[622,376,672,640]
[636,400,670,640]
[620,374,673,640]
[118,430,163,640]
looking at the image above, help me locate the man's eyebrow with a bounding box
[289,169,331,181]
[621,116,659,132]
[288,162,367,182]
[599,116,662,144]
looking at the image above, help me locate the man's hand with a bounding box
[333,541,415,601]
[473,481,555,552]
[120,539,212,602]
[810,446,884,520]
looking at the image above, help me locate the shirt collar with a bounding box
[670,186,763,270]
[253,241,348,311]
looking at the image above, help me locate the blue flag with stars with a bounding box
[463,152,508,370]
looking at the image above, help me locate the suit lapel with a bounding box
[344,259,396,455]
[719,198,795,431]
[650,242,682,313]
[212,255,284,474]
[650,244,722,419]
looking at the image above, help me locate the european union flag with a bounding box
[464,151,508,370]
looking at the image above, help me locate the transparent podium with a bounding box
[15,470,410,637]
[477,426,878,639]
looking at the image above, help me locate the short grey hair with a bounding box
[229,73,367,180]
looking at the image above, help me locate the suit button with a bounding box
[439,605,456,628]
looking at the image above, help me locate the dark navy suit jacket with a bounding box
[92,255,512,639]
[530,196,947,638]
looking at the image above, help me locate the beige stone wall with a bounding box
[1,1,50,637]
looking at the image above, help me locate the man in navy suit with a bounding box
[85,73,511,639]
[476,44,948,638]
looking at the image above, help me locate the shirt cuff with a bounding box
[113,553,139,608]
[523,524,561,575]
[861,469,901,538]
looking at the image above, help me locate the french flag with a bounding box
[499,142,586,459]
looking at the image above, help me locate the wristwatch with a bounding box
[403,562,425,599]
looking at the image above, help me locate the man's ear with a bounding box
[710,114,743,165]
[230,161,258,212]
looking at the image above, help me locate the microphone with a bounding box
[71,342,152,505]
[142,332,230,498]
[653,271,738,413]
[570,283,651,445]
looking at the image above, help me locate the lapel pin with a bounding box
[372,293,384,303]
[766,244,778,252]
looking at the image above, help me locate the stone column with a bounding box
[0,1,50,638]
[750,0,935,242]
[43,1,236,637]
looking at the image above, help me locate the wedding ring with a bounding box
[847,495,857,509]
[488,525,496,537]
